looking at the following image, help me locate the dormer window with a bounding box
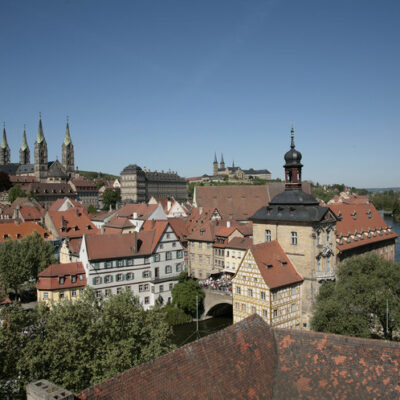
[71,275,77,283]
[367,210,372,219]
[352,211,357,220]
[3,234,8,239]
[59,277,65,285]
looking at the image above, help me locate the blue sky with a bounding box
[0,0,399,188]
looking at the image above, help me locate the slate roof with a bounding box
[76,314,400,400]
[0,164,19,175]
[16,164,34,174]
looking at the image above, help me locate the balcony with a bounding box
[316,269,336,281]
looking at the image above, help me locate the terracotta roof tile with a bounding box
[36,262,86,290]
[226,236,252,250]
[0,222,51,242]
[251,241,303,289]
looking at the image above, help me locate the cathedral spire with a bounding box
[220,153,224,164]
[36,115,45,144]
[64,118,72,146]
[1,124,8,149]
[20,126,28,151]
[214,152,218,163]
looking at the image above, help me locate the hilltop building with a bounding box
[212,153,271,180]
[120,164,187,203]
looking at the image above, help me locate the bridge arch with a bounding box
[202,288,233,318]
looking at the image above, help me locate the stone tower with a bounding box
[220,153,225,170]
[62,121,74,177]
[19,128,30,165]
[213,153,218,176]
[34,117,48,179]
[0,125,10,165]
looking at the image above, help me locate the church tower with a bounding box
[284,126,303,190]
[213,153,218,176]
[220,153,225,170]
[62,119,74,177]
[0,124,10,165]
[19,127,30,165]
[34,117,48,179]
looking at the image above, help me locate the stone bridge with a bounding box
[202,288,233,318]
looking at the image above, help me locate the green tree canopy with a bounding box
[172,274,205,317]
[1,289,174,398]
[102,188,121,210]
[0,171,11,192]
[0,232,56,296]
[311,254,400,340]
[8,184,27,203]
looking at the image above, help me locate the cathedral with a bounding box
[0,117,76,182]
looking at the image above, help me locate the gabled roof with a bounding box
[226,236,252,250]
[168,218,190,242]
[113,203,159,220]
[250,241,303,290]
[0,222,51,242]
[187,221,218,242]
[85,230,154,260]
[48,209,99,239]
[141,220,169,252]
[328,203,398,252]
[36,262,86,291]
[76,314,400,399]
[48,197,84,212]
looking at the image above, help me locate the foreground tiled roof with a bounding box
[328,203,398,252]
[76,314,400,399]
[251,241,303,290]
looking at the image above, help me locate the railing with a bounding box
[316,270,336,281]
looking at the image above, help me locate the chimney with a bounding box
[133,212,137,219]
[167,200,171,211]
[226,221,231,228]
[199,207,203,215]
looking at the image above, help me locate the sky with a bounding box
[0,0,399,188]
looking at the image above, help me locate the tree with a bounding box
[96,180,105,189]
[311,254,400,340]
[18,289,173,395]
[172,275,205,317]
[102,188,121,210]
[87,204,97,214]
[0,233,56,297]
[8,185,27,203]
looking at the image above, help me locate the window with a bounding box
[251,306,256,314]
[232,251,236,258]
[142,270,151,278]
[106,261,112,268]
[95,290,101,298]
[144,257,150,264]
[127,258,134,266]
[117,287,122,294]
[79,274,83,281]
[59,277,65,285]
[260,291,266,300]
[253,277,258,283]
[118,259,124,267]
[144,296,150,305]
[116,273,124,282]
[248,289,253,297]
[176,250,183,259]
[262,309,268,318]
[59,291,65,299]
[165,265,172,274]
[79,288,84,296]
[199,254,203,263]
[105,289,111,297]
[199,242,202,249]
[207,256,210,265]
[166,251,172,260]
[291,303,297,312]
[166,233,170,239]
[272,292,278,301]
[291,287,296,295]
[104,275,113,283]
[139,284,149,292]
[226,250,230,257]
[291,232,297,245]
[71,275,77,283]
[172,242,176,247]
[241,303,246,312]
[176,263,183,272]
[235,302,240,310]
[72,290,77,297]
[93,276,102,285]
[191,254,195,261]
[327,231,330,242]
[126,272,134,280]
[43,292,48,300]
[169,283,173,290]
[327,257,331,271]
[160,285,164,292]
[273,309,278,317]
[317,258,321,272]
[236,286,241,295]
[159,244,164,250]
[265,229,271,242]
[207,243,211,249]
[317,231,321,245]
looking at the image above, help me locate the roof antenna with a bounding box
[290,121,295,149]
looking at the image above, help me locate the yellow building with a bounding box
[224,236,252,276]
[232,241,303,328]
[36,262,86,306]
[250,128,337,328]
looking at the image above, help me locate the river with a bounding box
[383,214,400,262]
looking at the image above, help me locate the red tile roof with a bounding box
[85,231,154,260]
[141,220,169,252]
[250,241,303,289]
[168,218,190,242]
[48,197,84,212]
[114,204,158,220]
[328,203,398,252]
[76,314,400,399]
[19,205,45,221]
[226,236,252,250]
[36,262,86,290]
[48,209,99,239]
[0,222,51,242]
